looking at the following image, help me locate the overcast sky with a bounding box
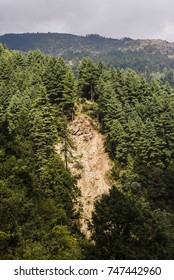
[1,0,174,41]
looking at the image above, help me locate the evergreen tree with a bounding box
[91,187,174,259]
[78,57,98,101]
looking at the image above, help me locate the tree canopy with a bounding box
[0,44,174,260]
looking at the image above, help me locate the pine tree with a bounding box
[29,85,58,169]
[43,57,67,105]
[78,57,98,101]
[90,187,174,259]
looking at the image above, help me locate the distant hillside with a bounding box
[1,32,174,72]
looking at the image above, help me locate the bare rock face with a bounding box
[68,115,112,237]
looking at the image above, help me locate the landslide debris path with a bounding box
[56,114,112,237]
[69,114,112,236]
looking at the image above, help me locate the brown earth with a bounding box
[55,114,112,237]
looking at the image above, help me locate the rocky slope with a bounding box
[55,114,112,236]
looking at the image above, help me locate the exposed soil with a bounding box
[69,113,113,236]
[55,114,112,237]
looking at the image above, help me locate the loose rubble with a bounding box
[55,114,111,237]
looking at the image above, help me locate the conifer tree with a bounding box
[78,57,98,101]
[91,187,174,260]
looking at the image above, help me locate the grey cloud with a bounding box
[1,0,174,41]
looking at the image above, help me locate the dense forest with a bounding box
[1,33,174,74]
[0,44,174,259]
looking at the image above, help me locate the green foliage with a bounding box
[82,100,99,119]
[29,85,58,168]
[0,45,86,260]
[1,43,174,260]
[2,34,174,73]
[78,57,98,101]
[90,187,174,259]
[84,62,174,259]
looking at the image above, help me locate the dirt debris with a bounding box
[55,114,112,237]
[68,115,112,237]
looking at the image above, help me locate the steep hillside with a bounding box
[1,33,174,71]
[55,113,112,237]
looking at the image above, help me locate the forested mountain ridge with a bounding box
[0,45,174,259]
[1,32,174,72]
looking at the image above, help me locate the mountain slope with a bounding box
[69,114,111,236]
[55,112,112,237]
[1,33,174,71]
